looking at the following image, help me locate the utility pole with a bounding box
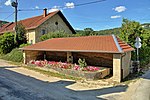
[11,0,18,44]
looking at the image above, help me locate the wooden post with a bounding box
[67,52,73,63]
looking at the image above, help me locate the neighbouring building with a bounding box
[21,35,134,82]
[0,20,8,27]
[0,9,75,44]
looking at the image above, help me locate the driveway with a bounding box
[0,59,127,100]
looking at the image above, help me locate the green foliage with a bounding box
[19,43,30,48]
[120,18,150,66]
[1,48,23,62]
[0,32,16,54]
[40,31,80,41]
[78,58,87,68]
[139,47,150,66]
[120,18,145,46]
[16,23,27,46]
[0,21,8,27]
[83,28,94,36]
[76,28,120,36]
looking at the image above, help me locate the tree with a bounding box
[15,23,27,46]
[84,28,94,36]
[120,18,150,65]
[120,18,144,46]
[0,33,15,54]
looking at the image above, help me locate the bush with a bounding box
[40,31,77,41]
[0,32,16,54]
[78,58,87,68]
[1,48,23,62]
[140,47,150,66]
[19,43,30,48]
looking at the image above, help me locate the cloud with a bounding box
[48,6,62,13]
[75,28,81,30]
[5,0,12,6]
[48,8,59,13]
[113,6,126,12]
[65,2,75,8]
[111,15,121,19]
[35,6,39,9]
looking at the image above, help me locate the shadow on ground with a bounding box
[0,66,128,100]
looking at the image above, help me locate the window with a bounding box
[41,29,46,35]
[30,40,33,44]
[55,22,58,25]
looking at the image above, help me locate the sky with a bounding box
[0,0,150,30]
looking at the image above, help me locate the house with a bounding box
[0,20,8,27]
[0,9,75,44]
[21,35,134,82]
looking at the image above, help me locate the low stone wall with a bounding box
[29,64,110,80]
[52,67,110,80]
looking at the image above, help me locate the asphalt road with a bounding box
[0,60,127,100]
[120,70,150,100]
[131,71,150,100]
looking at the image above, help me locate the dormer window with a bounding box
[41,29,46,35]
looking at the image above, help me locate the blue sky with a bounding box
[0,0,150,30]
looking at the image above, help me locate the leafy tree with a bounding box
[76,28,120,36]
[0,33,16,54]
[15,23,27,46]
[120,18,150,65]
[120,18,144,46]
[84,28,94,36]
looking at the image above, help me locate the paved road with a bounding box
[120,70,150,100]
[0,59,127,100]
[131,71,150,100]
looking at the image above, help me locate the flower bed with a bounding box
[28,60,110,80]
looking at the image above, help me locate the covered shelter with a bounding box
[21,35,134,82]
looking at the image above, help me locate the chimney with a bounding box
[43,8,47,17]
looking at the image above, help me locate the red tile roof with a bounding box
[22,35,134,53]
[0,10,75,34]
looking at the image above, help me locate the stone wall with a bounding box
[72,52,113,67]
[121,51,131,79]
[113,54,121,82]
[35,14,73,42]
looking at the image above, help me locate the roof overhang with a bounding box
[20,48,125,54]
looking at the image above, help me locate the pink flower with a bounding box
[29,60,35,64]
[82,66,100,71]
[74,65,80,70]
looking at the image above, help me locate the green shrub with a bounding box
[40,31,77,41]
[0,32,16,54]
[78,58,87,68]
[140,47,150,66]
[19,43,30,48]
[1,48,23,62]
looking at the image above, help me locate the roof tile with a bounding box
[0,11,59,34]
[22,35,134,53]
